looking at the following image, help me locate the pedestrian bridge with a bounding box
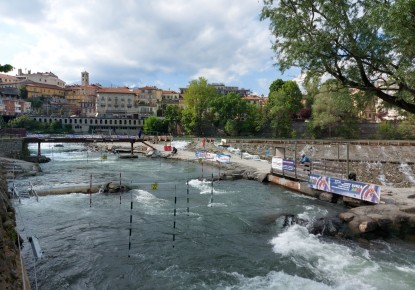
[23,134,172,160]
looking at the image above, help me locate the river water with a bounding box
[13,143,415,290]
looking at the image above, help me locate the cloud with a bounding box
[1,0,279,94]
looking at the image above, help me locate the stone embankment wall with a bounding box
[223,139,415,187]
[0,139,24,159]
[0,166,26,289]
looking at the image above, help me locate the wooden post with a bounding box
[294,141,297,179]
[37,142,41,162]
[346,142,350,179]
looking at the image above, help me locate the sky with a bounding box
[1,0,301,96]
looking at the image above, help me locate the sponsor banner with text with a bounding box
[308,174,381,204]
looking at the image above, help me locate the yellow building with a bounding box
[137,86,162,105]
[65,84,101,117]
[26,83,65,99]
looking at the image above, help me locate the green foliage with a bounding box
[164,105,182,134]
[8,115,39,129]
[224,120,238,136]
[377,120,415,140]
[0,64,13,73]
[19,87,28,99]
[143,116,168,134]
[309,80,359,138]
[266,80,303,137]
[261,0,415,114]
[181,77,219,135]
[242,103,266,134]
[0,116,6,128]
[6,115,73,133]
[268,79,285,95]
[6,227,18,242]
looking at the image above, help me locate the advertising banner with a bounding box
[215,154,231,163]
[195,151,231,163]
[271,157,283,171]
[271,157,295,172]
[283,160,295,172]
[308,174,381,204]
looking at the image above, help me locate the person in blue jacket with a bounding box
[300,153,310,164]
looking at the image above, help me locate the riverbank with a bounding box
[135,141,415,241]
[0,164,31,289]
[7,139,415,241]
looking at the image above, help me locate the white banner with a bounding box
[271,157,283,170]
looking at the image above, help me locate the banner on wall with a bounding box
[308,174,381,204]
[195,151,231,163]
[215,154,231,163]
[271,157,296,172]
[271,157,283,171]
[283,160,295,172]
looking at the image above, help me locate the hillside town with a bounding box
[0,69,273,134]
[0,69,264,117]
[0,69,402,130]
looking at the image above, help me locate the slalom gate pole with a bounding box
[119,173,122,204]
[128,192,133,257]
[89,174,92,208]
[187,180,190,216]
[210,174,213,206]
[173,185,177,248]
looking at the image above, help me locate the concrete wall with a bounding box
[0,139,23,159]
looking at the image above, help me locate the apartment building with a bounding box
[0,73,18,83]
[16,69,66,88]
[26,83,65,100]
[242,95,267,106]
[161,90,180,104]
[96,87,156,118]
[138,86,162,104]
[210,83,251,97]
[0,98,31,116]
[65,84,101,117]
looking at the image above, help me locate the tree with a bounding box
[19,87,28,99]
[0,64,13,73]
[309,80,359,138]
[0,116,6,128]
[8,115,39,130]
[181,77,219,134]
[261,0,415,114]
[164,104,183,134]
[266,80,303,137]
[268,79,285,96]
[143,116,167,134]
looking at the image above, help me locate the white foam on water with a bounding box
[188,179,226,195]
[133,189,168,212]
[170,140,190,150]
[269,225,380,289]
[396,265,415,274]
[225,270,333,290]
[297,205,329,222]
[206,202,227,208]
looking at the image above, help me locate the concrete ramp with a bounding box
[141,141,157,151]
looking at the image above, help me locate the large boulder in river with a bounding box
[338,204,415,239]
[100,182,131,194]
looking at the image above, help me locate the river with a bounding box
[13,143,415,290]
